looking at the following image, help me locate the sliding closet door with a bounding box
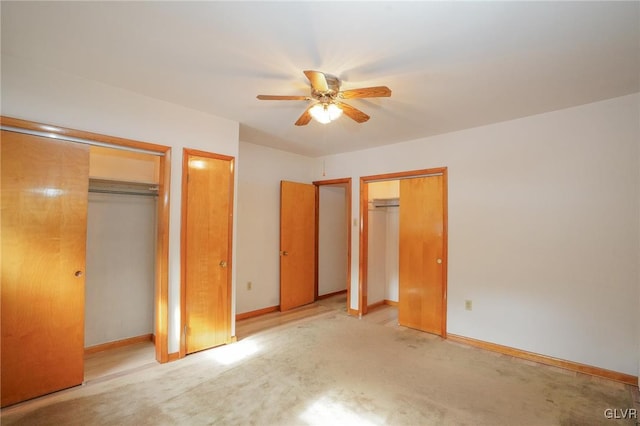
[1,131,89,407]
[398,175,445,336]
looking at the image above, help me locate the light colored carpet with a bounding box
[2,310,635,425]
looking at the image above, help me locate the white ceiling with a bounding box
[2,1,639,157]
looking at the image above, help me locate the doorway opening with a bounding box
[359,168,448,337]
[366,180,400,313]
[84,147,160,381]
[314,178,352,314]
[0,116,171,406]
[1,117,171,360]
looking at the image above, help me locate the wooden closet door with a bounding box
[280,181,316,311]
[398,175,445,336]
[1,131,89,407]
[183,151,233,354]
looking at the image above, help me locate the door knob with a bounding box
[74,270,83,277]
[436,258,442,264]
[281,251,289,256]
[219,261,227,268]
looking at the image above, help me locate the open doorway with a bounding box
[1,116,171,405]
[359,168,448,337]
[366,180,400,312]
[314,178,352,314]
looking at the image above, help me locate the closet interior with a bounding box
[367,180,400,308]
[84,146,159,378]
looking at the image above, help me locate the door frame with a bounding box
[359,167,448,336]
[179,148,235,358]
[313,178,352,312]
[0,116,172,363]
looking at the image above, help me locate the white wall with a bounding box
[315,94,640,376]
[318,186,348,296]
[366,206,399,304]
[367,208,387,305]
[1,54,240,353]
[85,192,156,346]
[235,141,315,314]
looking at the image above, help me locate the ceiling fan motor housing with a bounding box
[311,73,341,100]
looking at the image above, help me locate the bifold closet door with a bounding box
[1,131,89,407]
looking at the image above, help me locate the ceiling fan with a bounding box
[256,70,391,126]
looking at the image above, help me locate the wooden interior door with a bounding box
[183,150,233,354]
[398,175,446,335]
[280,181,316,311]
[1,131,89,407]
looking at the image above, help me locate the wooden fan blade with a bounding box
[339,86,392,99]
[257,95,310,101]
[303,70,329,92]
[295,105,313,126]
[337,102,370,123]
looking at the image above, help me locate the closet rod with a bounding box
[89,189,158,197]
[1,125,164,157]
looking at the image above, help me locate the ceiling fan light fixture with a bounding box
[327,103,343,120]
[309,102,343,124]
[309,103,330,124]
[257,70,389,126]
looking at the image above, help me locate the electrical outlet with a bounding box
[465,300,472,311]
[247,281,252,290]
